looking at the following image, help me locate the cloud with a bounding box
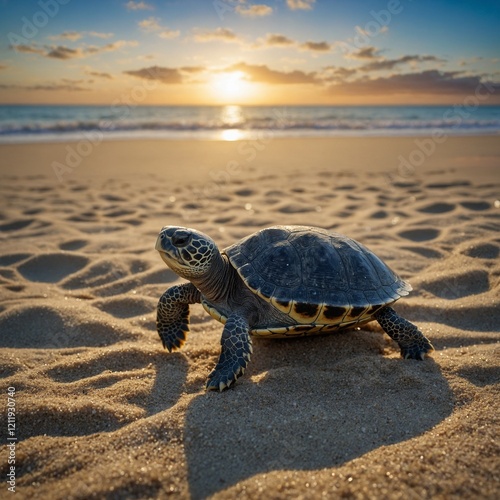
[48,31,114,41]
[85,70,113,79]
[236,4,273,17]
[261,33,295,47]
[46,46,80,59]
[138,17,162,31]
[287,0,315,10]
[322,66,358,81]
[124,65,184,84]
[0,82,90,91]
[125,1,153,10]
[329,70,500,96]
[88,32,114,39]
[138,17,180,39]
[193,27,240,43]
[359,55,443,72]
[48,31,82,41]
[346,46,382,60]
[159,29,181,39]
[226,62,318,84]
[299,41,331,52]
[10,40,138,60]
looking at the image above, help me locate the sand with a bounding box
[0,136,499,499]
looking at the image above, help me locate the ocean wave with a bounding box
[1,118,499,136]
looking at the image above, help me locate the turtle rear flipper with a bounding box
[157,283,201,351]
[206,315,253,391]
[375,306,434,360]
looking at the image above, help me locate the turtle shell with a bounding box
[224,226,411,328]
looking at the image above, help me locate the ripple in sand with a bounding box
[59,239,88,251]
[420,269,490,299]
[93,297,155,319]
[417,202,455,214]
[0,219,34,231]
[0,253,32,266]
[398,228,440,242]
[460,201,491,211]
[17,253,89,283]
[0,305,129,348]
[462,243,499,259]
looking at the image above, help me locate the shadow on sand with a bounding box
[183,333,453,498]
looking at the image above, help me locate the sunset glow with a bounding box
[0,1,499,105]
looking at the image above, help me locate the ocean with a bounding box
[0,104,499,143]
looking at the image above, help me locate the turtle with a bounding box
[155,225,433,391]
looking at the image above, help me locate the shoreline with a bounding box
[0,135,499,185]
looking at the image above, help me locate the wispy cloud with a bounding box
[48,31,114,41]
[346,46,382,60]
[138,17,180,39]
[226,62,318,84]
[88,32,114,39]
[48,31,83,41]
[329,69,499,96]
[287,0,315,11]
[10,41,138,60]
[254,33,330,52]
[193,27,241,43]
[299,41,331,52]
[259,33,295,47]
[0,81,90,91]
[125,1,154,10]
[359,55,444,72]
[124,65,200,84]
[84,69,113,79]
[236,4,273,17]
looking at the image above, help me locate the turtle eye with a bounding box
[172,230,192,248]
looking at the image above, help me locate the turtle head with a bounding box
[155,226,219,280]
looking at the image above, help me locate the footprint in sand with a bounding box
[462,243,499,259]
[0,305,128,349]
[460,201,491,211]
[17,253,89,283]
[93,296,156,319]
[420,269,490,299]
[398,228,440,242]
[0,219,34,231]
[59,239,88,251]
[417,202,456,214]
[0,253,31,266]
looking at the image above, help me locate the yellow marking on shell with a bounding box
[316,303,349,325]
[201,301,227,324]
[289,300,321,324]
[271,296,292,314]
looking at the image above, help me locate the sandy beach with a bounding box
[0,135,499,499]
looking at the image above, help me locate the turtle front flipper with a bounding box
[157,283,201,352]
[375,306,434,360]
[206,315,253,392]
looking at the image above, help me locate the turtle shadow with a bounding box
[184,335,453,499]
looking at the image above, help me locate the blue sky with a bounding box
[0,0,499,104]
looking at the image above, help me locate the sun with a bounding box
[210,71,256,103]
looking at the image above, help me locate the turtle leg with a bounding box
[375,306,434,360]
[157,283,201,352]
[206,314,253,392]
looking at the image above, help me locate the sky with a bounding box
[0,0,499,105]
